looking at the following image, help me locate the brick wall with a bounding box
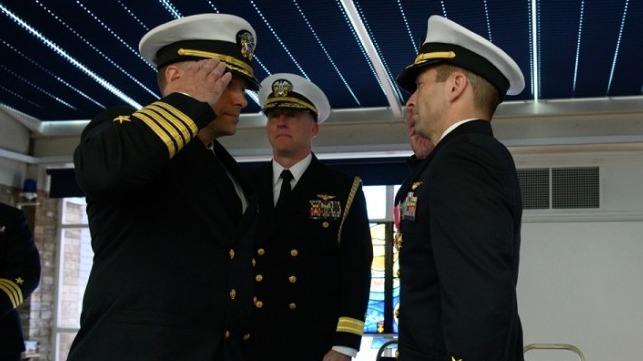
[2,184,59,361]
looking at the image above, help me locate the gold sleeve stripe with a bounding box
[150,102,198,138]
[336,317,365,336]
[137,108,186,150]
[134,111,177,158]
[146,104,191,145]
[0,278,23,308]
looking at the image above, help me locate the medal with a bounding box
[309,194,341,220]
[393,204,402,250]
[393,230,403,251]
[401,192,418,221]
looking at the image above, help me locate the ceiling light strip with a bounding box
[73,1,159,70]
[530,0,539,100]
[483,0,493,42]
[340,0,402,117]
[205,1,220,13]
[397,0,417,53]
[0,85,32,105]
[607,0,629,95]
[75,1,147,62]
[0,4,142,109]
[572,2,584,95]
[116,0,150,31]
[249,0,308,78]
[353,1,404,102]
[294,0,361,105]
[33,1,157,98]
[245,56,267,108]
[1,38,105,109]
[0,65,76,110]
[158,0,181,18]
[282,0,361,106]
[440,1,448,17]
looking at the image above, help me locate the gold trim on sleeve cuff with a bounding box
[336,316,365,336]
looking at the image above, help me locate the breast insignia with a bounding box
[309,194,342,220]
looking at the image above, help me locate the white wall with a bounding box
[0,109,30,187]
[0,157,25,188]
[516,150,643,361]
[519,221,643,361]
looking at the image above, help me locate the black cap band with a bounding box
[263,91,319,121]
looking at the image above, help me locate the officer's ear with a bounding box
[157,63,182,93]
[164,63,185,83]
[310,121,320,138]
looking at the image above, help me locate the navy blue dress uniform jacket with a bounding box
[68,93,256,361]
[0,203,41,359]
[246,155,373,361]
[394,120,523,361]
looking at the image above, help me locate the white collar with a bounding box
[438,118,478,143]
[272,153,313,187]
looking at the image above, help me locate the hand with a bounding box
[322,349,351,361]
[164,58,232,108]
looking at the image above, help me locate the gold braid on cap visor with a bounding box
[265,96,317,114]
[413,50,456,65]
[178,48,254,80]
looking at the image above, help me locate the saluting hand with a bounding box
[164,58,232,108]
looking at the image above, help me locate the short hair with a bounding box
[156,66,168,91]
[435,64,502,118]
[156,62,191,94]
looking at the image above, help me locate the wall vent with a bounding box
[517,168,550,209]
[517,167,600,210]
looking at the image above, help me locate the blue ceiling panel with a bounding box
[1,0,642,122]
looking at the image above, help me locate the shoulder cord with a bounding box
[337,176,362,245]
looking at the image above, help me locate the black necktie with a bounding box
[276,169,293,209]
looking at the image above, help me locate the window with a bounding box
[55,197,91,361]
[362,185,399,335]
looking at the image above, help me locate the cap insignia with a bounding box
[237,30,255,61]
[272,79,293,97]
